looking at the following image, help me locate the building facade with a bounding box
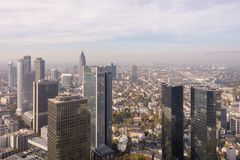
[16,59,24,116]
[34,58,45,81]
[83,66,112,148]
[162,83,184,160]
[191,87,217,160]
[33,80,58,133]
[48,95,90,160]
[131,65,138,82]
[8,61,17,88]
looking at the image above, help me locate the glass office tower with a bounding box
[33,80,58,133]
[48,95,90,160]
[83,66,112,148]
[191,87,217,160]
[162,83,184,160]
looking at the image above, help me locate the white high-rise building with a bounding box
[79,51,86,85]
[61,74,73,88]
[50,69,58,81]
[16,59,24,116]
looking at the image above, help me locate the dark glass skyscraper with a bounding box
[33,80,58,133]
[83,66,112,148]
[162,83,184,160]
[191,87,217,160]
[48,95,90,160]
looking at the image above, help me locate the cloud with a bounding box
[0,0,240,46]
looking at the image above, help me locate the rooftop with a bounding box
[92,144,115,157]
[48,95,86,103]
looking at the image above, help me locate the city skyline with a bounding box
[0,0,240,64]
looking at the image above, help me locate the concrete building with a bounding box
[50,69,59,81]
[22,111,33,129]
[0,129,35,159]
[230,114,240,135]
[226,148,237,160]
[16,59,24,116]
[61,74,73,88]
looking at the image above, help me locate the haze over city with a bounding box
[0,0,240,64]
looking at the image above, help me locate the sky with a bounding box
[0,0,240,65]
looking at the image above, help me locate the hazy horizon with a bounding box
[1,0,240,64]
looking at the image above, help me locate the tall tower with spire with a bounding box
[79,51,86,85]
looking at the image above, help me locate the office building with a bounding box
[83,66,112,148]
[48,95,90,160]
[33,80,58,133]
[23,56,31,73]
[91,144,115,160]
[50,69,59,81]
[16,59,24,116]
[221,108,228,131]
[0,129,35,159]
[34,58,45,81]
[105,63,117,80]
[230,114,240,135]
[23,56,32,98]
[8,61,17,88]
[25,71,35,101]
[131,65,138,82]
[79,51,86,84]
[61,74,73,88]
[191,87,217,160]
[162,83,184,160]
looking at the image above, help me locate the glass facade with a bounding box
[33,80,58,133]
[162,83,184,160]
[83,66,112,148]
[48,96,90,160]
[191,87,217,160]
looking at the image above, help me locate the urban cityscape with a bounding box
[0,53,240,160]
[1,0,240,160]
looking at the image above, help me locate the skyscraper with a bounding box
[131,65,138,82]
[162,83,184,160]
[22,56,34,103]
[25,71,35,101]
[16,59,24,116]
[8,61,17,88]
[50,69,59,81]
[105,63,117,80]
[61,74,73,88]
[79,51,86,85]
[48,95,90,160]
[191,87,217,160]
[33,80,58,133]
[23,55,31,73]
[83,66,112,148]
[34,58,45,81]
